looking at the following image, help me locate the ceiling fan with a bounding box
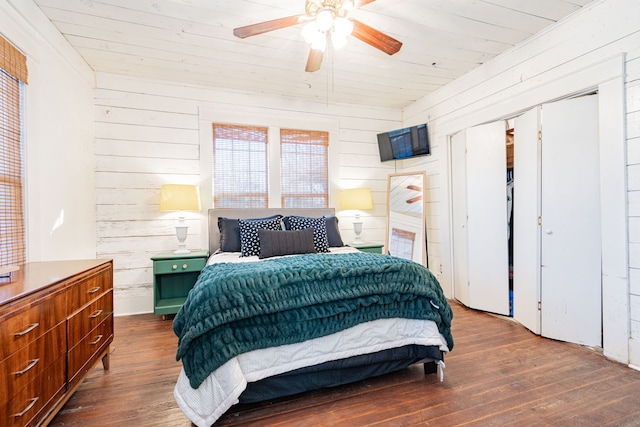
[233,0,402,72]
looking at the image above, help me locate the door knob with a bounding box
[545,229,553,235]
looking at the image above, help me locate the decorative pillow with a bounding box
[218,215,282,252]
[257,228,316,259]
[238,217,283,257]
[324,215,344,247]
[282,216,330,253]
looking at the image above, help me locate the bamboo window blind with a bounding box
[0,35,27,267]
[212,123,269,208]
[280,129,328,208]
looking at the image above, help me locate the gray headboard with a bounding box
[208,208,335,255]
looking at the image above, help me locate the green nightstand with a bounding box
[151,250,208,317]
[349,242,384,254]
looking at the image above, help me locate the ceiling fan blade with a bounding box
[233,14,304,39]
[354,0,377,7]
[350,18,402,55]
[305,48,324,72]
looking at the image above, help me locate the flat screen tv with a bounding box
[377,123,430,162]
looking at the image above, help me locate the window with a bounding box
[212,123,268,208]
[389,228,415,260]
[212,123,329,209]
[280,129,328,208]
[0,36,27,268]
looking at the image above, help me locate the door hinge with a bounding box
[538,216,542,226]
[538,301,542,311]
[538,130,542,142]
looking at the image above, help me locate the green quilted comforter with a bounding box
[173,252,454,389]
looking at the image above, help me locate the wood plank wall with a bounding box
[93,73,403,315]
[401,0,640,367]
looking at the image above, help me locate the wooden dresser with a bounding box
[0,259,113,427]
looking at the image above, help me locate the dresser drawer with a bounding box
[68,315,113,387]
[2,356,66,427]
[0,322,66,406]
[66,265,113,314]
[67,290,113,345]
[0,290,66,361]
[154,257,206,275]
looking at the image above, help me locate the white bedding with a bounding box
[174,317,449,427]
[174,247,450,426]
[205,245,359,265]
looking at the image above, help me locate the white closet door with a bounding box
[513,107,542,334]
[540,95,601,347]
[466,122,510,315]
[451,131,470,307]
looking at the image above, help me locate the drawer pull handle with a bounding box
[88,286,101,294]
[89,309,103,319]
[172,264,178,270]
[12,397,39,418]
[183,264,188,269]
[90,334,103,345]
[14,359,40,376]
[14,323,39,337]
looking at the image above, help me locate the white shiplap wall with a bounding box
[93,72,401,315]
[398,0,640,366]
[0,0,97,263]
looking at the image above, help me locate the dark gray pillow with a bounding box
[283,215,343,248]
[218,215,282,252]
[257,228,317,259]
[282,216,330,253]
[324,215,344,247]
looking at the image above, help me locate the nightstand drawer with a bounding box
[151,251,208,317]
[154,258,206,275]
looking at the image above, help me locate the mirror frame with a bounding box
[385,172,428,266]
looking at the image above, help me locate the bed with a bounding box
[173,208,454,427]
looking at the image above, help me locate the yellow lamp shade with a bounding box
[160,184,200,211]
[339,188,373,211]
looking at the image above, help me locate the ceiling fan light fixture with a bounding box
[316,8,335,32]
[234,0,402,72]
[302,3,353,51]
[333,17,354,37]
[331,18,353,50]
[306,0,353,17]
[311,32,327,51]
[301,20,320,43]
[303,22,327,51]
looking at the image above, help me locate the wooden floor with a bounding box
[49,301,640,426]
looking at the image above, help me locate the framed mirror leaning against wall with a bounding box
[385,172,427,266]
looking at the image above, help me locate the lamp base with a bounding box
[352,219,363,245]
[174,223,190,254]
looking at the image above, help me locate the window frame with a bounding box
[211,123,270,208]
[0,36,27,268]
[199,109,339,212]
[279,127,329,209]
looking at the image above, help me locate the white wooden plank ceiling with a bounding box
[33,0,595,109]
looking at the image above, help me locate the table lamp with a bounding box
[339,187,373,244]
[160,184,200,254]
